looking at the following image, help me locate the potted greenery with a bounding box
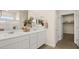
[22,17,34,32]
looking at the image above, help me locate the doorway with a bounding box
[56,13,78,49]
[63,14,74,42]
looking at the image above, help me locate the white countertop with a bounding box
[0,29,47,41]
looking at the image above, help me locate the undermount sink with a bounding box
[8,31,14,34]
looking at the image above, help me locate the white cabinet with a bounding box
[29,33,38,49]
[0,29,47,49]
[0,35,30,49]
[37,30,47,48]
[29,30,47,49]
[1,39,29,49]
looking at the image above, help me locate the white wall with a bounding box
[63,24,74,34]
[28,10,57,47]
[28,10,48,20]
[58,10,75,15]
[19,10,28,28]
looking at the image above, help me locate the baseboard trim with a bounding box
[45,43,56,48]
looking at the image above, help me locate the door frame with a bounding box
[61,13,74,40]
[57,11,77,44]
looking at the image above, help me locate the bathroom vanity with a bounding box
[0,29,47,49]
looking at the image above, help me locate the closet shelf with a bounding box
[63,22,74,24]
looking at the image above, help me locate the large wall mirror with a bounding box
[0,10,28,32]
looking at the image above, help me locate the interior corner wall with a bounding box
[28,10,57,47]
[19,10,28,28]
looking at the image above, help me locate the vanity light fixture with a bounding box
[0,16,14,20]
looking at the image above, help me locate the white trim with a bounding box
[56,11,77,46]
[46,43,56,48]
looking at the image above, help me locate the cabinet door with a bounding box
[0,35,30,49]
[38,32,44,47]
[30,43,37,49]
[1,39,29,49]
[29,33,38,49]
[38,30,46,48]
